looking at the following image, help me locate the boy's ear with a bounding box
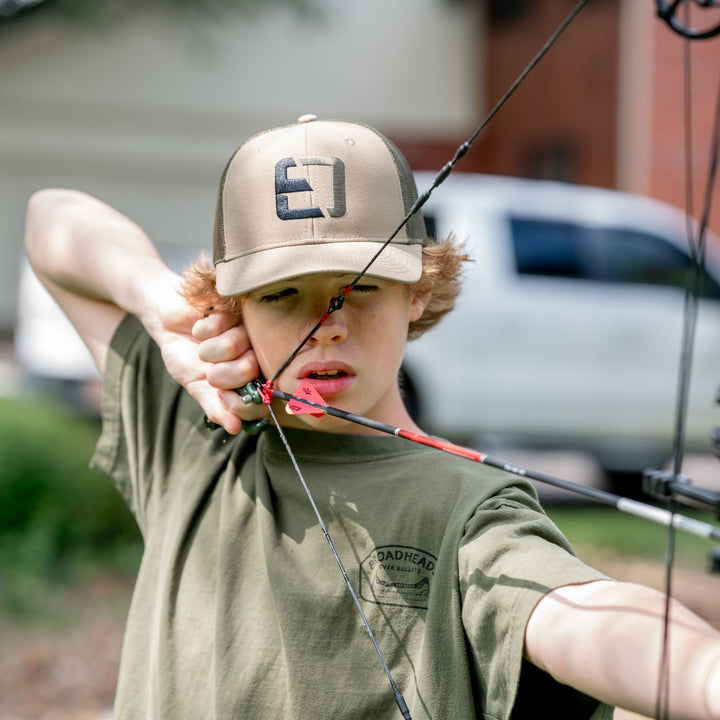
[409,291,431,322]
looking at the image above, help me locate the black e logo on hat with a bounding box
[275,156,346,221]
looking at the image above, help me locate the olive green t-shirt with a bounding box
[91,315,612,720]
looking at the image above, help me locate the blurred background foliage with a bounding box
[0,395,141,618]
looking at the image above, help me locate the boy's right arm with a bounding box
[24,188,175,374]
[24,189,257,434]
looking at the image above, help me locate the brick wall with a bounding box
[393,1,720,245]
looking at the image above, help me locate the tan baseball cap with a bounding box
[213,114,429,296]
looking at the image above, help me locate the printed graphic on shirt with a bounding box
[359,545,436,610]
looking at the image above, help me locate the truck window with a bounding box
[423,212,437,241]
[510,217,720,299]
[596,227,720,300]
[511,218,589,279]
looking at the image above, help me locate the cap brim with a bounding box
[216,240,423,296]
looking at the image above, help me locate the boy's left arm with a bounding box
[525,579,720,719]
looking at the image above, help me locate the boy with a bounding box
[25,115,720,719]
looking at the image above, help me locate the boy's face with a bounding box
[241,273,428,433]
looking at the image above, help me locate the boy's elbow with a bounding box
[25,188,82,263]
[27,188,74,220]
[25,189,52,263]
[27,188,84,223]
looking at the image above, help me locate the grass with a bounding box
[547,504,718,574]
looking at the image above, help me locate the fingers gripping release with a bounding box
[235,380,271,435]
[203,380,271,435]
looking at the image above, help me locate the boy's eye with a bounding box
[343,284,378,295]
[259,288,297,304]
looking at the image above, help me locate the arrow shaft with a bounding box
[271,389,720,542]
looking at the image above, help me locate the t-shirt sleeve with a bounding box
[89,314,198,535]
[458,484,612,719]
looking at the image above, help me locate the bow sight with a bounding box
[656,0,720,39]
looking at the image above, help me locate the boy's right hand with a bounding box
[192,310,267,433]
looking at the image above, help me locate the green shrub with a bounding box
[0,396,141,613]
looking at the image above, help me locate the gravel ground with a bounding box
[0,575,131,720]
[0,557,718,720]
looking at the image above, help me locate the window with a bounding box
[598,228,720,299]
[510,216,720,299]
[423,213,437,242]
[523,141,578,183]
[511,219,588,279]
[599,229,687,288]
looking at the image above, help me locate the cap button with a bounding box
[298,114,318,124]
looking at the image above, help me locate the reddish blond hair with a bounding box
[181,237,468,341]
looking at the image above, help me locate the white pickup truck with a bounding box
[403,172,720,478]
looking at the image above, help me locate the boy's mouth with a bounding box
[297,364,355,399]
[307,369,347,379]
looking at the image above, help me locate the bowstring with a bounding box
[268,0,592,386]
[255,2,594,716]
[264,403,412,720]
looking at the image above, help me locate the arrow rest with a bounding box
[643,467,720,516]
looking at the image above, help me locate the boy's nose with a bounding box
[308,309,348,345]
